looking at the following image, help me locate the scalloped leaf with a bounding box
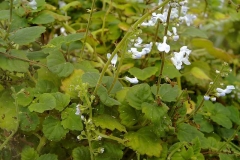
[128,67,158,81]
[93,114,126,132]
[47,51,74,77]
[21,147,39,160]
[72,147,90,160]
[125,127,162,157]
[42,116,68,141]
[36,154,58,160]
[142,102,169,123]
[0,91,17,131]
[52,92,70,111]
[118,104,138,127]
[151,84,180,102]
[97,85,121,107]
[9,26,46,45]
[29,93,56,113]
[61,108,83,131]
[19,108,39,131]
[0,49,29,72]
[126,83,154,110]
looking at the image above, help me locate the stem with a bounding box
[167,142,186,160]
[169,89,186,118]
[4,0,13,40]
[178,65,226,124]
[101,1,112,42]
[156,6,172,98]
[93,0,171,95]
[108,42,127,94]
[217,125,240,152]
[0,52,47,68]
[0,87,20,151]
[86,130,94,160]
[80,0,96,60]
[94,131,126,145]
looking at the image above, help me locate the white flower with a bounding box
[179,14,196,26]
[181,6,189,15]
[210,97,216,101]
[171,46,191,70]
[216,70,220,74]
[75,104,80,115]
[216,85,235,97]
[107,53,118,67]
[29,0,37,10]
[156,36,170,53]
[100,148,104,153]
[129,42,152,59]
[204,95,210,101]
[124,76,139,84]
[60,27,67,36]
[59,1,66,8]
[172,27,179,41]
[134,37,143,48]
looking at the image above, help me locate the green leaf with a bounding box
[16,88,34,107]
[102,76,123,94]
[219,154,238,160]
[35,80,58,94]
[126,83,154,110]
[0,91,17,131]
[42,116,68,141]
[21,146,39,160]
[52,92,70,111]
[32,12,55,24]
[125,127,162,157]
[190,67,211,80]
[182,27,208,38]
[193,114,213,133]
[0,10,10,20]
[29,93,56,113]
[93,141,124,160]
[211,114,232,129]
[0,49,29,72]
[36,154,58,160]
[61,1,82,11]
[19,108,39,131]
[151,84,180,102]
[118,104,139,127]
[93,114,126,132]
[142,102,169,123]
[61,108,83,131]
[72,147,91,160]
[60,69,85,98]
[128,67,158,81]
[227,106,240,125]
[47,51,74,77]
[9,26,46,45]
[82,72,100,87]
[177,123,207,148]
[97,86,121,107]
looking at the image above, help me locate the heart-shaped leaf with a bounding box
[128,67,158,81]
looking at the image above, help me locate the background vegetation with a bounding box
[0,0,240,159]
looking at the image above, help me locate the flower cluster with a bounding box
[128,37,153,59]
[204,85,235,101]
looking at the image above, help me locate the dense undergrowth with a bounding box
[0,0,240,160]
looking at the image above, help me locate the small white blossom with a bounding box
[100,148,104,153]
[210,97,216,101]
[58,1,66,8]
[29,0,37,10]
[156,36,170,53]
[204,95,210,101]
[134,37,143,47]
[216,85,235,97]
[171,46,191,70]
[179,14,196,26]
[75,104,80,115]
[216,70,220,74]
[97,136,102,140]
[107,53,118,67]
[181,6,189,15]
[124,76,139,84]
[172,27,179,41]
[60,27,67,36]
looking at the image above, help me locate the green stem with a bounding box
[108,42,127,94]
[34,133,47,154]
[101,1,112,42]
[0,52,47,68]
[0,87,20,151]
[156,6,172,98]
[80,0,96,60]
[178,65,226,124]
[218,125,240,152]
[167,142,186,159]
[86,130,94,160]
[93,0,171,95]
[3,0,13,40]
[169,89,186,118]
[94,131,126,145]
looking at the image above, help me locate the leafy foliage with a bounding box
[0,0,240,159]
